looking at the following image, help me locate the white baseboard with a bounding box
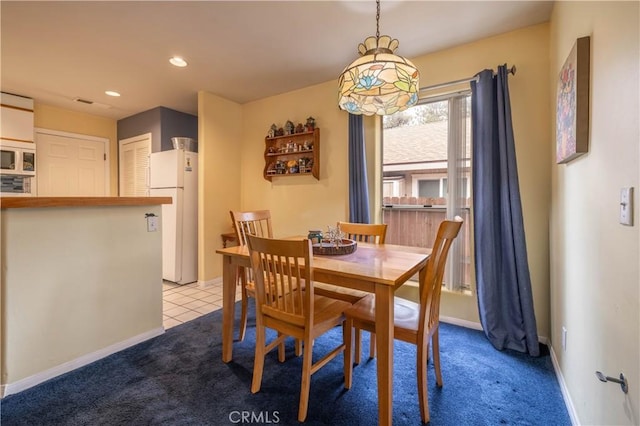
[1,327,165,398]
[198,276,222,288]
[549,344,580,425]
[440,315,483,330]
[440,316,549,345]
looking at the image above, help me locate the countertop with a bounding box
[0,196,173,209]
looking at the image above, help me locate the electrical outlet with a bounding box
[620,187,634,226]
[147,216,158,232]
[562,327,567,351]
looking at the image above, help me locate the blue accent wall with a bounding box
[160,107,198,152]
[117,106,197,153]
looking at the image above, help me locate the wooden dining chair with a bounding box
[343,218,463,424]
[246,235,352,422]
[229,210,273,342]
[315,221,388,365]
[338,221,387,244]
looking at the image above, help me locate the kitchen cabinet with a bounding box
[1,92,34,143]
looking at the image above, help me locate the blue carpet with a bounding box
[1,303,570,425]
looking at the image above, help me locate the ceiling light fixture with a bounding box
[105,90,120,97]
[169,56,188,67]
[337,0,419,116]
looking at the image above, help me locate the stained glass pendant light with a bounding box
[338,0,420,116]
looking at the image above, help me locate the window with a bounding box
[382,177,404,198]
[382,93,472,291]
[418,178,441,198]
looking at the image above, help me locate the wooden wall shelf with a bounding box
[263,128,319,181]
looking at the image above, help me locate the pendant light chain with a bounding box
[376,0,380,41]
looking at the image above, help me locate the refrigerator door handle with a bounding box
[146,155,150,196]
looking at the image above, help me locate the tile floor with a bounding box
[162,280,242,329]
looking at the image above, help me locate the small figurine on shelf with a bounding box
[295,123,305,134]
[284,120,295,135]
[287,159,298,174]
[305,116,316,132]
[267,124,277,138]
[276,127,284,137]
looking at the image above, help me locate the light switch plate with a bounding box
[620,187,634,226]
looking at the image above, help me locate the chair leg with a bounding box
[432,328,443,387]
[295,339,302,357]
[416,341,430,424]
[251,324,266,394]
[277,332,286,362]
[238,270,248,342]
[344,320,353,389]
[298,338,314,422]
[369,332,376,359]
[354,328,361,365]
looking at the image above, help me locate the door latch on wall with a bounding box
[595,371,629,394]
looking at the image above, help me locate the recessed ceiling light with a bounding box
[105,90,120,97]
[169,56,188,67]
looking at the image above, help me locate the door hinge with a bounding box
[104,153,107,160]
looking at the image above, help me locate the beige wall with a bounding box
[240,82,351,238]
[33,103,118,195]
[549,2,639,424]
[197,91,243,282]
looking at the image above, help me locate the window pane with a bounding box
[382,94,472,292]
[418,180,440,198]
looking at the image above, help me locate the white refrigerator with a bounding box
[149,148,198,284]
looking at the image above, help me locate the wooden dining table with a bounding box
[216,239,430,426]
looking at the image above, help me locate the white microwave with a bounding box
[0,140,36,176]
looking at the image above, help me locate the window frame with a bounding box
[381,91,473,292]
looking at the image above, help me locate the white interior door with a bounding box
[119,133,151,196]
[36,129,108,196]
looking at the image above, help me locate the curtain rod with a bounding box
[419,65,516,93]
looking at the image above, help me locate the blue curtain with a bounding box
[348,113,371,223]
[471,65,540,356]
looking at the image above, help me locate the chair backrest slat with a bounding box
[418,218,463,343]
[337,222,387,244]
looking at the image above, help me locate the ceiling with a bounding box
[1,1,554,121]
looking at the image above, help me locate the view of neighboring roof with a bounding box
[383,120,449,165]
[383,118,472,165]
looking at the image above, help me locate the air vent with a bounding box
[73,97,93,104]
[72,98,111,109]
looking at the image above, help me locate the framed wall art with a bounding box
[556,36,590,164]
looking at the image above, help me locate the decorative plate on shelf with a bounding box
[312,239,357,256]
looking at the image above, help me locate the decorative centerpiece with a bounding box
[312,225,357,255]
